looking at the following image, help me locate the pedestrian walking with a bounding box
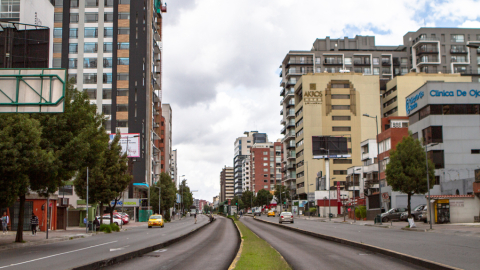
[194,213,197,224]
[1,212,9,235]
[30,213,39,235]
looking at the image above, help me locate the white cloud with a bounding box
[161,0,479,201]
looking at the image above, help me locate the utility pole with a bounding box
[156,186,161,215]
[86,167,89,234]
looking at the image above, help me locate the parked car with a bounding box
[148,215,164,228]
[267,211,275,217]
[98,215,124,225]
[381,208,407,222]
[254,208,262,216]
[279,212,293,224]
[400,204,427,221]
[103,213,129,224]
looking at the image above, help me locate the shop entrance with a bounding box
[435,199,450,224]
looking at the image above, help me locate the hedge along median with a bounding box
[229,217,290,270]
[254,217,460,270]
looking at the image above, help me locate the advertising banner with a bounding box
[109,133,140,158]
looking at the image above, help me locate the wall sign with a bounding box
[406,91,424,114]
[304,91,322,105]
[429,89,480,98]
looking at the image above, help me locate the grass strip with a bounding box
[234,220,291,270]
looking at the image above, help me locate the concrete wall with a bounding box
[449,197,480,223]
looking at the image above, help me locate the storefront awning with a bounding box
[133,183,149,190]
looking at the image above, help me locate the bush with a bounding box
[355,207,361,218]
[110,223,120,232]
[359,206,367,219]
[308,207,316,213]
[99,224,112,233]
[164,211,171,222]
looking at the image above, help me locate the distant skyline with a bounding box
[162,0,480,200]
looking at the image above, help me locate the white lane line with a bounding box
[0,241,118,269]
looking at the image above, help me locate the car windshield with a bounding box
[150,215,162,219]
[281,212,292,215]
[413,205,424,211]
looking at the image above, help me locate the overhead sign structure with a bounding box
[109,133,140,158]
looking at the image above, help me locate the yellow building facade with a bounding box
[294,73,381,197]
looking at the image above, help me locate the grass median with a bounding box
[234,219,291,270]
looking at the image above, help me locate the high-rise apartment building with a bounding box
[220,166,234,202]
[250,141,283,193]
[170,149,177,186]
[233,131,267,196]
[54,0,167,200]
[161,103,172,175]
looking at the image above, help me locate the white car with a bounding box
[99,215,123,225]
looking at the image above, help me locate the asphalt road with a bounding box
[256,215,480,270]
[0,215,209,270]
[108,215,238,270]
[241,217,424,270]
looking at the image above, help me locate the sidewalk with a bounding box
[0,221,147,251]
[293,215,480,236]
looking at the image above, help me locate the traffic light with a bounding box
[236,202,238,205]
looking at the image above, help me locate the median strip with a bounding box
[229,216,291,270]
[254,217,460,270]
[72,218,215,270]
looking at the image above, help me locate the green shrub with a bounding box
[164,211,171,222]
[309,207,316,213]
[110,223,120,232]
[359,206,367,219]
[99,224,112,233]
[355,207,361,218]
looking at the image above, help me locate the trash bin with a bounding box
[329,213,334,218]
[374,214,382,224]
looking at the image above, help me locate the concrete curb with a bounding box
[227,218,243,270]
[71,218,215,270]
[254,217,461,270]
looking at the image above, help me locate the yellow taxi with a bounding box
[148,214,164,228]
[267,210,276,217]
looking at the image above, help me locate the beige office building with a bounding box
[294,73,381,198]
[220,166,234,201]
[381,73,472,117]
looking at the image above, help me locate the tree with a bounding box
[386,135,435,218]
[231,196,244,211]
[241,190,255,209]
[179,179,193,214]
[274,185,291,206]
[0,115,53,242]
[256,189,270,207]
[149,172,177,221]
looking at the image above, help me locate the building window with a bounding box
[422,126,443,145]
[117,73,129,81]
[84,13,98,23]
[428,150,444,169]
[53,58,62,68]
[471,149,480,154]
[118,12,130,20]
[117,120,128,128]
[68,58,77,68]
[118,42,129,50]
[119,0,130,3]
[344,57,352,65]
[102,89,111,99]
[451,34,464,43]
[117,104,128,111]
[103,43,113,52]
[104,0,114,7]
[53,43,62,53]
[59,185,73,196]
[71,0,79,8]
[85,0,98,8]
[69,28,78,38]
[373,57,379,65]
[332,127,351,131]
[333,159,352,164]
[84,42,98,53]
[117,89,128,96]
[373,67,380,75]
[103,73,112,84]
[333,170,347,175]
[332,105,350,110]
[332,116,351,121]
[54,13,63,22]
[104,12,114,22]
[84,27,98,38]
[84,74,97,84]
[103,58,113,68]
[69,43,78,53]
[70,13,79,23]
[84,89,96,99]
[331,94,350,99]
[53,28,62,38]
[83,58,97,68]
[104,27,114,37]
[117,58,129,65]
[118,28,130,35]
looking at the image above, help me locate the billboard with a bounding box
[109,133,140,158]
[312,136,350,159]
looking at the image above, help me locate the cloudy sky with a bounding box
[161,0,480,201]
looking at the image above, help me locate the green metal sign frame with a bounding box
[0,68,66,113]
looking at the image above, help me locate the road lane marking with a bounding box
[110,245,129,252]
[0,241,118,269]
[154,249,167,253]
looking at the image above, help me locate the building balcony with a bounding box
[286,121,295,128]
[287,142,295,149]
[286,110,295,118]
[381,60,391,66]
[392,59,401,66]
[361,152,370,161]
[286,101,295,108]
[286,80,297,86]
[324,59,343,65]
[286,59,314,67]
[286,67,314,75]
[280,88,285,96]
[413,37,439,48]
[353,60,371,66]
[281,126,286,135]
[287,163,295,170]
[416,48,439,56]
[280,118,286,125]
[450,49,468,54]
[287,155,295,160]
[280,108,284,115]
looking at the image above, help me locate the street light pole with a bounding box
[86,167,89,234]
[363,114,382,224]
[425,143,438,230]
[320,148,331,220]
